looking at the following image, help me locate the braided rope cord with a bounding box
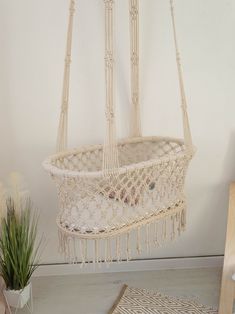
[102,0,119,176]
[170,0,193,151]
[56,0,75,152]
[55,0,193,164]
[129,0,141,137]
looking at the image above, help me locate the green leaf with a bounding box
[0,197,43,290]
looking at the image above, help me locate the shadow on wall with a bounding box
[184,130,235,257]
[205,130,235,251]
[222,130,235,183]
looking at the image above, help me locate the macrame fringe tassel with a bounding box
[58,206,187,266]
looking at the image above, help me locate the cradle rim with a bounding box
[43,136,195,178]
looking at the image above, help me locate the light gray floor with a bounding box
[20,267,221,314]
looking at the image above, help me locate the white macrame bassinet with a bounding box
[43,0,195,264]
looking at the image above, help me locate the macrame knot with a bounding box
[69,7,75,15]
[181,104,187,113]
[65,56,72,65]
[130,5,138,20]
[61,101,68,113]
[104,0,114,10]
[176,52,181,63]
[132,92,139,105]
[131,52,139,66]
[105,109,115,121]
[105,51,114,68]
[69,0,75,13]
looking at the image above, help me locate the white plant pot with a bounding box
[3,282,31,309]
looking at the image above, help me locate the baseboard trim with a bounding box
[34,255,224,277]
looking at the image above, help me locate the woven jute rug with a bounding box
[109,285,218,314]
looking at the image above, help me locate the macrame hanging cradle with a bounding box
[43,0,195,264]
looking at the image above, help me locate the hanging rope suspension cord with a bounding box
[56,0,75,153]
[129,0,142,137]
[169,0,193,152]
[103,0,119,176]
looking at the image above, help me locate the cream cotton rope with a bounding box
[103,0,119,176]
[43,0,195,265]
[56,0,75,153]
[129,0,141,138]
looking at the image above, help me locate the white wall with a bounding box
[0,0,234,264]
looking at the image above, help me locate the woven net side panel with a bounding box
[47,139,192,264]
[52,139,184,172]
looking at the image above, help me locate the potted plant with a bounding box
[0,175,42,311]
